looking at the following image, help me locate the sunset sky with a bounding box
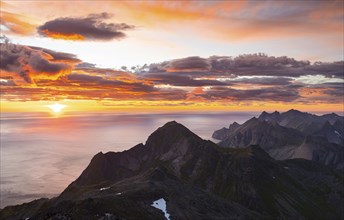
[1,0,343,113]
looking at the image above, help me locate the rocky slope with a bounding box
[259,109,344,143]
[213,110,344,170]
[1,121,344,219]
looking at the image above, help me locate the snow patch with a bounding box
[100,187,110,191]
[151,198,170,220]
[284,166,289,170]
[116,192,122,195]
[272,176,276,179]
[334,130,342,137]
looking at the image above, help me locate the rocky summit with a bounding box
[1,121,344,219]
[213,110,344,170]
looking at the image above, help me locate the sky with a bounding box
[0,0,343,113]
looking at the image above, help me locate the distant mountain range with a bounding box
[213,109,344,170]
[1,120,343,219]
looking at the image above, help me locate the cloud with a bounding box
[37,12,134,41]
[147,54,344,79]
[148,56,211,73]
[0,78,16,86]
[196,86,300,102]
[29,46,81,63]
[146,73,226,86]
[0,41,80,84]
[230,77,293,86]
[304,61,344,78]
[166,56,211,72]
[0,40,342,105]
[0,11,36,35]
[310,82,344,97]
[75,62,97,69]
[1,72,187,101]
[67,73,155,93]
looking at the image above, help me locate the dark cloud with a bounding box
[148,56,211,73]
[197,86,300,102]
[231,77,293,85]
[147,54,343,78]
[167,56,211,71]
[304,61,344,78]
[75,62,97,69]
[67,73,154,92]
[0,42,79,84]
[29,46,81,63]
[37,12,134,41]
[146,73,226,86]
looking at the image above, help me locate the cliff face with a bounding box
[213,110,344,170]
[1,121,344,220]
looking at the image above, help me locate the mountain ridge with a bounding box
[213,110,344,169]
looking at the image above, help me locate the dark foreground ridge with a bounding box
[213,109,344,170]
[1,121,344,219]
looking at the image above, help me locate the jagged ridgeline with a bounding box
[1,121,343,220]
[213,109,344,170]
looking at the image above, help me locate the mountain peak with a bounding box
[229,121,240,130]
[323,112,340,118]
[145,121,202,156]
[285,109,303,114]
[163,120,179,126]
[258,110,280,122]
[147,121,198,141]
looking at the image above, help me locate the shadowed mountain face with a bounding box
[213,110,344,170]
[259,109,344,143]
[1,121,344,220]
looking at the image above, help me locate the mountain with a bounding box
[213,110,344,170]
[1,121,343,219]
[259,109,344,138]
[217,117,305,160]
[314,120,344,145]
[212,122,240,140]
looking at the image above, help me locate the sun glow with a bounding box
[47,103,67,113]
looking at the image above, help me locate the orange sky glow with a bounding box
[0,0,343,113]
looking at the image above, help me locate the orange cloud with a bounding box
[39,29,85,41]
[0,42,80,84]
[0,11,36,35]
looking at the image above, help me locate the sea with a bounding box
[0,111,257,208]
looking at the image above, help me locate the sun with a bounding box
[47,103,67,113]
